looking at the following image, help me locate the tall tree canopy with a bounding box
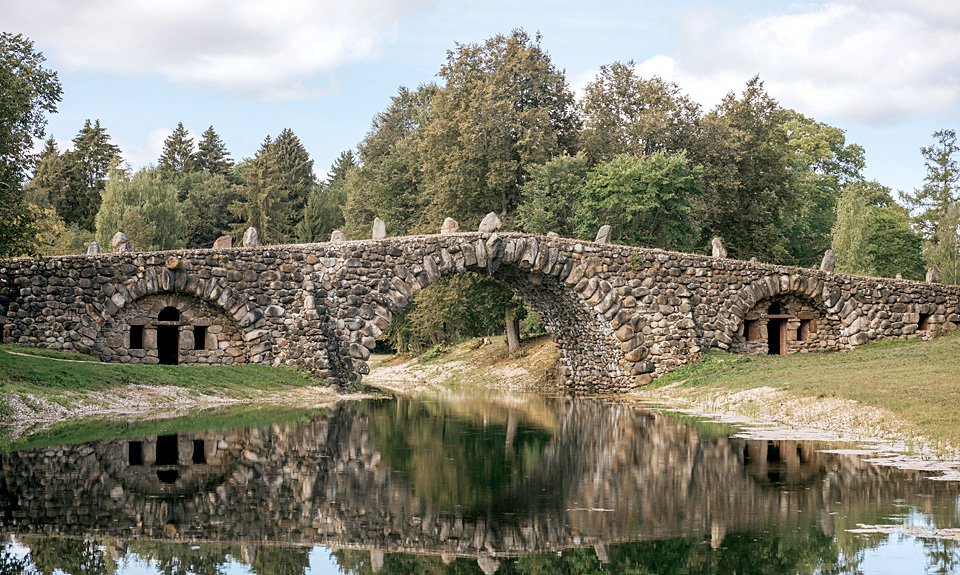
[420,30,579,229]
[576,152,703,251]
[343,84,436,237]
[0,32,61,256]
[580,61,701,164]
[692,77,795,261]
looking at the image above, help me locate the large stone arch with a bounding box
[323,235,649,393]
[88,265,272,365]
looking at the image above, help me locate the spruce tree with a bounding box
[157,122,196,177]
[24,137,69,207]
[196,125,234,175]
[57,119,122,231]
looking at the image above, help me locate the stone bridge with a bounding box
[2,232,959,392]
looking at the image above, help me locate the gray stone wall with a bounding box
[3,233,960,392]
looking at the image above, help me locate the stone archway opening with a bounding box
[734,294,833,356]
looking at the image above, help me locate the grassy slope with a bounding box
[651,331,960,446]
[0,344,324,419]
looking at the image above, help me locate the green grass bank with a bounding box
[647,331,960,449]
[0,344,342,437]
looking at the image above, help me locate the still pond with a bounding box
[2,396,960,574]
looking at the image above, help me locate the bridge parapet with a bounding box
[2,234,959,392]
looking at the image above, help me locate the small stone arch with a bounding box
[722,274,842,356]
[88,267,272,365]
[325,235,647,393]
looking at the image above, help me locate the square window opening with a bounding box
[130,325,144,349]
[194,326,207,350]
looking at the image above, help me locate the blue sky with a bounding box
[5,0,959,195]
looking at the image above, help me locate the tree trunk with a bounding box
[506,310,521,354]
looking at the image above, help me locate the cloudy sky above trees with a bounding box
[4,0,958,193]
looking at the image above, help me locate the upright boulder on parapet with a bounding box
[478,212,502,233]
[441,217,459,234]
[927,266,941,284]
[242,227,260,247]
[820,249,835,272]
[330,230,346,243]
[711,237,727,258]
[595,225,612,244]
[372,217,387,240]
[86,242,101,255]
[212,235,232,249]
[111,232,131,253]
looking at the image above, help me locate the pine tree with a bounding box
[157,122,196,178]
[56,119,122,231]
[195,125,234,175]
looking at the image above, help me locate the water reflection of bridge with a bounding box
[2,399,959,573]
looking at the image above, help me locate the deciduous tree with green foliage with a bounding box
[0,32,61,256]
[344,85,436,237]
[576,152,702,251]
[181,171,242,248]
[832,181,924,280]
[94,166,185,251]
[580,61,701,164]
[692,77,794,261]
[420,30,579,229]
[517,154,588,237]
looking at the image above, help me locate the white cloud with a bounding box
[2,0,432,100]
[634,1,960,124]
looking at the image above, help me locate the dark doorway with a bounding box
[156,434,179,465]
[158,326,179,365]
[768,319,785,355]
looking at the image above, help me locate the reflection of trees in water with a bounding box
[4,397,960,574]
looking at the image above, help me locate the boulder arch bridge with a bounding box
[2,233,958,393]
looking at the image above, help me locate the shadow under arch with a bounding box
[327,235,642,393]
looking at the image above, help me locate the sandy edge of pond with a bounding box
[5,385,370,439]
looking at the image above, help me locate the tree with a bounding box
[580,61,701,164]
[781,111,865,266]
[343,84,436,237]
[95,166,185,251]
[56,119,122,231]
[902,129,960,282]
[0,32,62,256]
[692,77,795,261]
[832,180,924,280]
[181,171,243,248]
[157,122,196,178]
[419,30,579,229]
[576,152,702,251]
[23,137,69,207]
[297,150,354,242]
[195,125,234,175]
[232,129,316,243]
[517,154,588,236]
